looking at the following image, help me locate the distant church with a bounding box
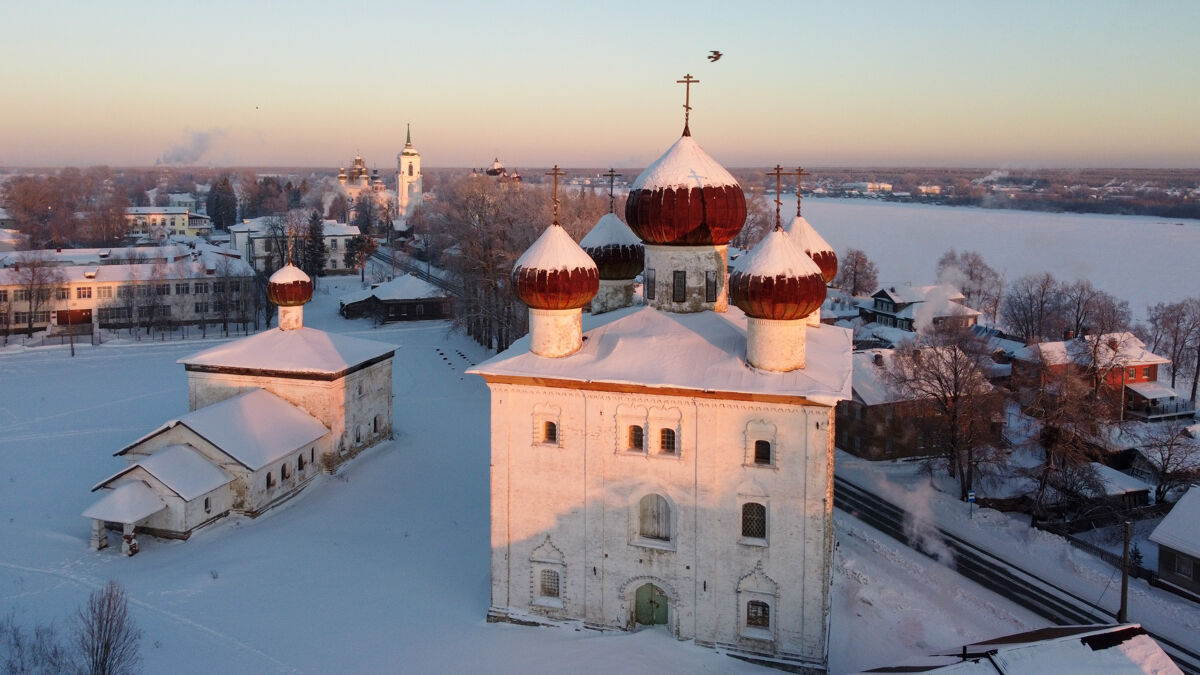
[470,82,851,672]
[84,264,395,555]
[396,123,422,224]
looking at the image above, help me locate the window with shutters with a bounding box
[638,494,671,543]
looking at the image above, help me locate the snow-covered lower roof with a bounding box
[469,305,852,406]
[180,326,394,377]
[1125,381,1180,400]
[1150,487,1200,557]
[341,275,447,306]
[82,481,165,524]
[513,224,596,273]
[851,349,902,406]
[127,206,189,215]
[95,444,233,501]
[120,389,328,471]
[630,134,738,191]
[862,624,1179,674]
[1091,463,1151,497]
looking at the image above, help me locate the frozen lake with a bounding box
[790,197,1200,321]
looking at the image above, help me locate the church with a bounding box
[469,82,852,672]
[83,264,395,554]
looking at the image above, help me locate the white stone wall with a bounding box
[185,357,393,462]
[487,382,834,669]
[642,245,728,314]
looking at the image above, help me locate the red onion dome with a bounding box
[511,224,599,310]
[729,228,827,320]
[625,134,747,246]
[267,264,313,307]
[784,215,837,283]
[579,212,644,280]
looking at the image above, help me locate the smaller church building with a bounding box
[84,264,395,554]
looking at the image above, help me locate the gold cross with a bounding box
[676,74,699,133]
[796,167,811,216]
[767,165,786,230]
[603,168,622,214]
[546,165,566,225]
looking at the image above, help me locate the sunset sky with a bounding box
[1,0,1196,169]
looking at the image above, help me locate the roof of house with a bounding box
[0,255,253,285]
[179,326,394,377]
[118,389,329,471]
[94,444,233,500]
[82,481,165,524]
[469,305,853,406]
[874,283,965,306]
[1150,487,1200,557]
[860,624,1179,673]
[340,274,448,306]
[1091,463,1152,497]
[1012,332,1170,369]
[1126,381,1181,400]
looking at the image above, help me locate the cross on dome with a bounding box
[796,167,811,216]
[545,165,566,226]
[603,168,622,214]
[766,165,787,230]
[676,74,699,136]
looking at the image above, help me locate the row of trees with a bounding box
[1,580,140,675]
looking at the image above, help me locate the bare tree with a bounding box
[937,249,1002,323]
[1142,299,1200,391]
[11,251,64,335]
[1140,422,1200,503]
[886,325,1005,499]
[832,248,879,297]
[1001,272,1064,343]
[74,580,141,675]
[1,613,71,675]
[730,187,772,250]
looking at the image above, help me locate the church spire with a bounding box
[405,122,412,147]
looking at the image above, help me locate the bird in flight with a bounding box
[708,50,722,62]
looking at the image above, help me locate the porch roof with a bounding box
[82,481,165,525]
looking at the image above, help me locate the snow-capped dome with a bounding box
[267,264,313,307]
[580,213,644,281]
[783,215,837,284]
[512,224,599,310]
[625,134,747,246]
[729,228,826,320]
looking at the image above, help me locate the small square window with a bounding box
[754,440,772,465]
[747,600,770,628]
[540,569,560,598]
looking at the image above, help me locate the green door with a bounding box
[635,583,668,625]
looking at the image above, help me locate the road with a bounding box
[834,475,1200,673]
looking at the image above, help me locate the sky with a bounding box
[1,0,1197,169]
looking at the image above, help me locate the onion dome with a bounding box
[625,134,747,246]
[267,264,313,307]
[512,224,599,310]
[783,215,837,283]
[579,213,644,280]
[729,228,827,320]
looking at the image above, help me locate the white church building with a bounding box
[84,264,395,555]
[470,96,851,672]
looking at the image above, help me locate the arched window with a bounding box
[298,454,306,471]
[628,425,645,451]
[539,569,560,598]
[639,494,671,541]
[747,600,770,628]
[659,428,677,455]
[754,440,772,465]
[407,162,414,177]
[280,463,290,480]
[544,421,558,444]
[373,415,380,433]
[355,426,362,443]
[265,472,275,489]
[741,502,766,539]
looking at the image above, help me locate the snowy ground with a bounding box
[0,273,1059,673]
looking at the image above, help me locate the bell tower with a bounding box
[396,123,422,222]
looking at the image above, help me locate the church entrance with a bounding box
[634,583,668,626]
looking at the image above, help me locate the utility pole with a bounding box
[1118,520,1131,622]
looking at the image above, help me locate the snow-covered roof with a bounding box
[95,444,233,500]
[1150,487,1200,557]
[126,206,190,215]
[1091,463,1151,497]
[851,349,902,406]
[1013,332,1170,369]
[341,275,447,306]
[731,227,822,279]
[120,389,328,471]
[783,215,834,256]
[180,326,393,377]
[579,212,641,248]
[1125,381,1180,400]
[82,481,165,524]
[862,624,1180,674]
[630,134,738,191]
[875,284,965,305]
[322,221,360,237]
[470,305,853,406]
[513,224,596,274]
[0,256,253,286]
